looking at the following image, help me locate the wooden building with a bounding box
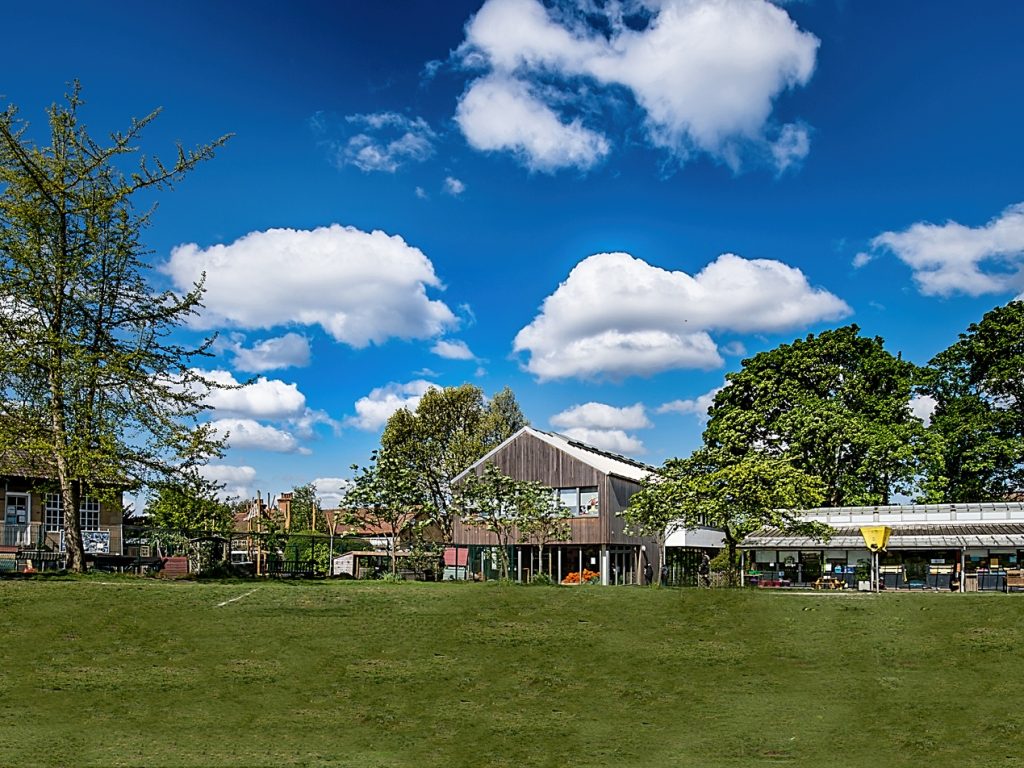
[451,426,659,585]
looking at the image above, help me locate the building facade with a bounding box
[451,427,660,585]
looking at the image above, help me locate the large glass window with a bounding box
[554,487,599,517]
[79,497,100,531]
[45,493,63,531]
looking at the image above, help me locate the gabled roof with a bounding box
[453,426,654,484]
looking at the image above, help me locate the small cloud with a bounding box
[562,427,645,455]
[327,112,437,173]
[551,402,651,431]
[230,332,311,373]
[431,339,476,360]
[314,477,353,509]
[444,176,467,196]
[474,366,487,378]
[413,367,440,378]
[852,252,874,269]
[210,418,307,454]
[415,186,428,199]
[658,386,723,424]
[720,341,746,357]
[200,464,257,500]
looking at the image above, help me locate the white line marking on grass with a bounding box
[216,588,258,607]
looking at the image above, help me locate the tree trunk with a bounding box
[725,529,738,588]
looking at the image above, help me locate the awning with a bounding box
[743,522,1024,550]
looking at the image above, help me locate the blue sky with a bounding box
[5,1,1024,506]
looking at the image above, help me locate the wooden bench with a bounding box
[1005,570,1024,592]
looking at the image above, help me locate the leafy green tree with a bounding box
[0,85,229,570]
[515,483,572,580]
[704,325,928,506]
[454,463,562,581]
[344,451,422,576]
[919,300,1024,501]
[287,482,325,533]
[380,383,528,543]
[629,450,828,585]
[145,471,234,533]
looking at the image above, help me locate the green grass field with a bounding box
[1,578,1022,767]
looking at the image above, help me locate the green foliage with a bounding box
[455,463,566,581]
[345,450,423,575]
[145,471,234,533]
[0,85,229,570]
[288,483,324,533]
[529,572,555,586]
[704,325,928,506]
[632,449,828,584]
[380,383,528,542]
[919,300,1024,501]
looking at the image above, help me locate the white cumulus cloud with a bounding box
[551,402,651,430]
[229,333,311,373]
[200,370,307,420]
[562,427,645,455]
[314,477,354,509]
[514,251,849,380]
[454,0,818,172]
[456,73,611,172]
[200,464,257,500]
[658,386,723,424]
[431,339,476,360]
[868,202,1024,297]
[163,225,458,347]
[210,418,306,454]
[347,380,436,431]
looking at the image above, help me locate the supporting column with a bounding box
[960,548,966,593]
[601,545,609,586]
[517,548,522,583]
[557,549,562,583]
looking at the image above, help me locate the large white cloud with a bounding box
[163,225,457,347]
[455,0,818,171]
[867,202,1024,297]
[210,418,306,454]
[200,370,307,420]
[514,251,849,380]
[347,380,436,432]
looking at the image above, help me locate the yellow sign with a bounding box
[860,526,892,552]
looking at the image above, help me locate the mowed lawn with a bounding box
[1,579,1023,768]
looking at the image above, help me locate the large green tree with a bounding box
[919,300,1024,501]
[629,450,828,585]
[344,451,423,576]
[145,470,234,533]
[0,86,228,570]
[379,384,527,543]
[704,325,929,506]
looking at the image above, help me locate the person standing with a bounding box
[660,563,669,587]
[644,562,654,586]
[698,551,711,588]
[949,562,962,592]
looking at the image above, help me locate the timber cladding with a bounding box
[451,429,651,547]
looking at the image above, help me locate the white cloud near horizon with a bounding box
[866,202,1024,298]
[163,225,458,347]
[229,333,311,373]
[658,386,723,424]
[550,401,651,454]
[314,477,354,509]
[339,112,436,172]
[514,251,850,380]
[562,427,645,455]
[200,464,257,500]
[454,0,818,172]
[347,380,436,431]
